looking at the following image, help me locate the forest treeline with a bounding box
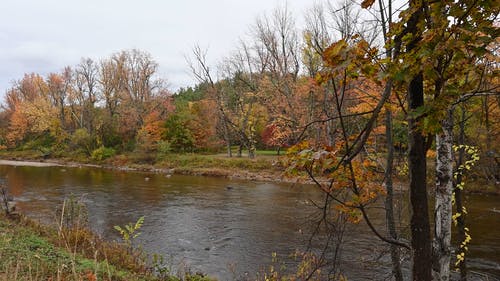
[0,1,499,280]
[0,4,496,174]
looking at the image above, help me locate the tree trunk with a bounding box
[408,72,432,281]
[248,148,255,159]
[87,101,94,135]
[405,1,432,278]
[482,96,497,183]
[433,108,454,281]
[237,144,243,157]
[483,96,491,154]
[384,107,404,281]
[59,97,66,130]
[221,114,232,157]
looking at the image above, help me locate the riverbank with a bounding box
[0,150,308,184]
[0,212,215,281]
[0,149,497,194]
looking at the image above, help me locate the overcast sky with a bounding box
[0,0,315,97]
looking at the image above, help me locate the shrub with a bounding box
[91,146,116,161]
[156,140,172,159]
[20,134,55,151]
[69,128,95,155]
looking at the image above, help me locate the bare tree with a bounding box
[252,5,306,146]
[187,45,233,157]
[99,53,126,118]
[47,69,70,129]
[73,58,99,133]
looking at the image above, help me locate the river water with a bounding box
[1,163,498,280]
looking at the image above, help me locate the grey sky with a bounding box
[0,0,314,97]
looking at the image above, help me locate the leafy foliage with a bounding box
[114,216,145,250]
[452,145,480,268]
[91,146,116,161]
[286,141,386,223]
[162,114,195,152]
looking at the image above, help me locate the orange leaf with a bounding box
[86,271,97,281]
[361,0,375,9]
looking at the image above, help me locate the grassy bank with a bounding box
[0,212,215,281]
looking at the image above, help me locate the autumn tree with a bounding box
[303,3,336,146]
[287,1,497,280]
[379,1,499,280]
[73,58,99,133]
[172,86,222,151]
[95,50,170,149]
[261,119,291,154]
[287,25,413,278]
[252,5,308,147]
[136,110,166,153]
[346,0,499,280]
[219,44,272,158]
[5,74,61,147]
[188,45,234,157]
[47,70,70,129]
[162,113,195,152]
[1,49,172,156]
[185,99,222,151]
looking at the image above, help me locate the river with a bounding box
[1,162,498,280]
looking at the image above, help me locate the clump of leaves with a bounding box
[453,145,480,269]
[114,216,145,251]
[286,140,386,223]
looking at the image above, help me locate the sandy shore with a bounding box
[0,159,62,167]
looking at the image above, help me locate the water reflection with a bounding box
[0,164,498,280]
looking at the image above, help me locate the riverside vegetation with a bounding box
[0,193,215,281]
[0,192,331,281]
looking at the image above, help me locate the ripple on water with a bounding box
[1,164,499,280]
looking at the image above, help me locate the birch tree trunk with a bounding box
[433,108,454,281]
